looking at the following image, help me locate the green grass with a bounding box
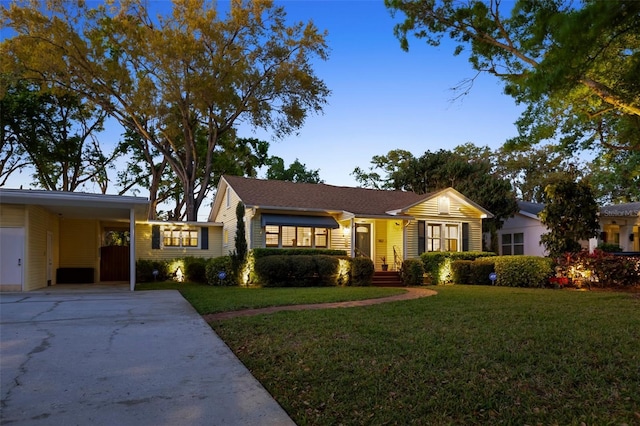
[210,286,640,425]
[136,282,405,314]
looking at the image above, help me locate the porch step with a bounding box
[372,271,404,287]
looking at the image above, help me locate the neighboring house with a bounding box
[0,189,222,292]
[209,175,494,271]
[497,201,548,257]
[598,202,640,252]
[496,200,640,255]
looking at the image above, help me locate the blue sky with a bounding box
[5,0,524,203]
[247,0,523,187]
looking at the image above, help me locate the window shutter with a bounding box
[201,227,209,250]
[462,223,469,252]
[417,221,425,255]
[600,231,607,243]
[152,225,160,249]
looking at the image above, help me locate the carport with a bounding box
[0,189,149,292]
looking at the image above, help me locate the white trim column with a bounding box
[129,208,136,292]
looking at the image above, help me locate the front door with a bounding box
[355,223,371,258]
[0,227,25,290]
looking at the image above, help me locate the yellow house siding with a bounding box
[374,220,387,269]
[135,223,223,261]
[0,204,25,226]
[404,194,486,256]
[59,219,99,271]
[331,219,351,253]
[249,211,263,250]
[213,187,242,255]
[25,206,56,291]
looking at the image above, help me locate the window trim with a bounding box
[263,224,331,249]
[161,226,200,249]
[418,221,462,254]
[501,232,524,256]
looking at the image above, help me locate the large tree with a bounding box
[1,0,330,220]
[0,79,118,192]
[385,0,640,154]
[265,157,323,183]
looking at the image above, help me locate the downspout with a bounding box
[129,208,136,292]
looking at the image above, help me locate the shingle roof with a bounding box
[222,175,430,216]
[518,201,545,216]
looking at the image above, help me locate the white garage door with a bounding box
[0,227,24,290]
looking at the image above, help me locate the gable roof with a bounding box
[211,175,493,219]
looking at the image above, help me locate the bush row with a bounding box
[555,250,640,287]
[253,255,374,287]
[420,251,496,284]
[137,252,375,287]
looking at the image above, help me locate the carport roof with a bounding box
[0,189,149,221]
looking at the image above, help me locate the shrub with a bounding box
[314,255,341,286]
[350,257,374,286]
[183,257,208,283]
[420,252,496,284]
[556,250,640,287]
[136,259,170,282]
[253,255,340,287]
[401,258,424,286]
[469,258,496,285]
[494,256,554,288]
[205,256,237,286]
[451,260,472,284]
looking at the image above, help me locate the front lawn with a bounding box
[211,286,640,425]
[136,282,405,314]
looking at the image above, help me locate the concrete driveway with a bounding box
[0,289,295,426]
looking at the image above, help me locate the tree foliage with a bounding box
[0,78,119,191]
[265,157,323,183]
[386,0,640,154]
[1,0,330,220]
[539,172,600,258]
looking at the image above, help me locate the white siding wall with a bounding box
[498,214,547,257]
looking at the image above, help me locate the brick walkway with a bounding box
[203,287,437,321]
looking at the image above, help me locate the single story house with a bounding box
[0,189,221,292]
[496,200,640,255]
[1,177,494,292]
[209,175,493,271]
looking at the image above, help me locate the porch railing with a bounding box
[393,246,402,272]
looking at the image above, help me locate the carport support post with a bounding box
[129,208,136,292]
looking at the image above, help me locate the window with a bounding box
[445,224,458,251]
[315,228,328,248]
[427,224,441,251]
[163,228,199,248]
[501,233,524,255]
[265,225,331,248]
[265,225,279,247]
[418,221,461,254]
[225,187,231,208]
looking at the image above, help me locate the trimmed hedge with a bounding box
[401,258,425,286]
[253,254,343,287]
[205,256,238,286]
[494,256,554,288]
[420,252,496,284]
[183,256,208,283]
[469,257,496,285]
[349,257,374,287]
[451,260,473,284]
